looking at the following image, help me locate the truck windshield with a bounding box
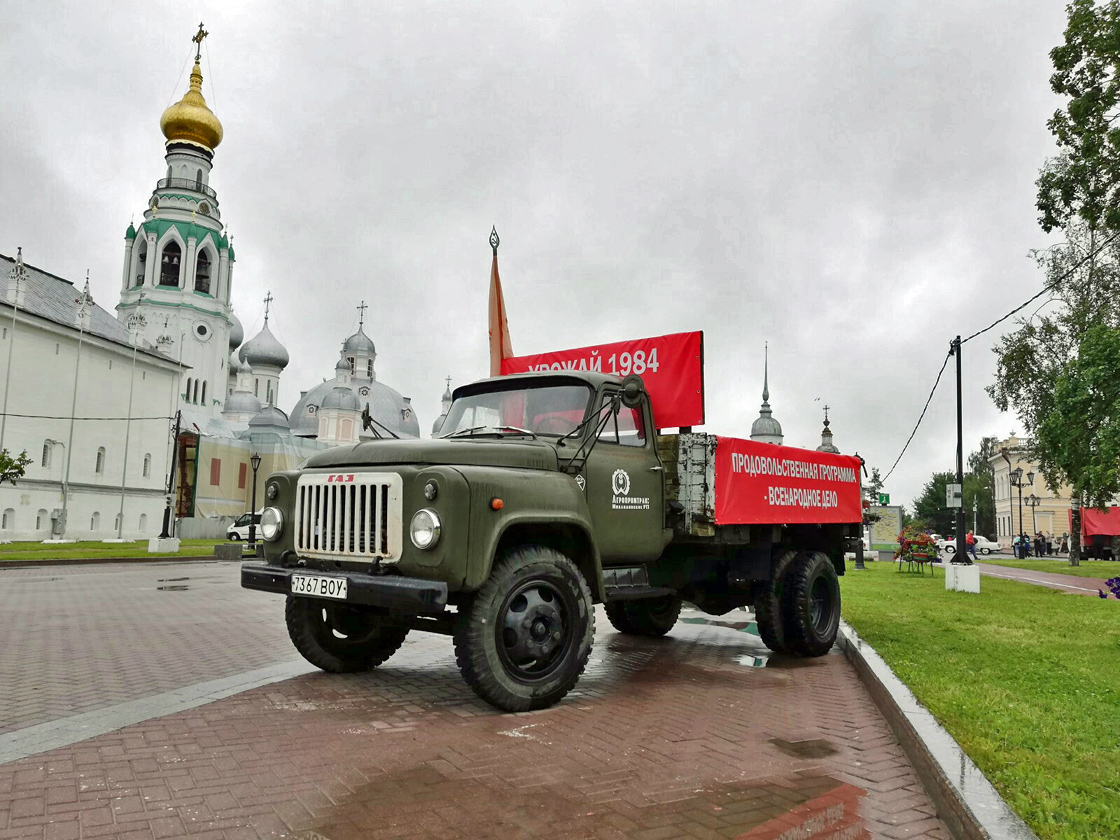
[441,384,592,437]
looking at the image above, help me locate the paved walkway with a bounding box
[0,562,951,839]
[976,562,1115,596]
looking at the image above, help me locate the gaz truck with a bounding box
[242,366,863,712]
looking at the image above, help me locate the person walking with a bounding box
[1035,531,1045,558]
[1013,533,1021,559]
[965,530,978,562]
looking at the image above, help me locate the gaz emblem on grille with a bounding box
[326,474,355,483]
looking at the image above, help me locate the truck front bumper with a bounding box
[241,563,448,613]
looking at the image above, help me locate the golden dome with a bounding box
[159,61,223,150]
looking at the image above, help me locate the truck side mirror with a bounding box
[621,374,645,409]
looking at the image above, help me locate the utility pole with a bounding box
[0,248,28,456]
[57,277,94,541]
[951,336,968,564]
[160,410,181,539]
[115,300,146,540]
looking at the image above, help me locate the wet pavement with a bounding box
[0,562,950,838]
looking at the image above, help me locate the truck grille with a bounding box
[294,473,403,562]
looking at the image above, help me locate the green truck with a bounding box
[242,371,863,711]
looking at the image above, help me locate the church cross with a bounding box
[357,300,368,327]
[192,22,208,62]
[446,376,452,390]
[263,291,273,322]
[823,404,830,422]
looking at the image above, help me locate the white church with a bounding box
[0,26,426,541]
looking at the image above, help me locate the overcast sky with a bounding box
[2,1,1070,511]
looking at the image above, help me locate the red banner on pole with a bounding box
[714,437,863,525]
[501,331,704,429]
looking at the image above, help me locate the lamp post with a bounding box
[1025,493,1041,539]
[0,248,28,456]
[248,452,261,550]
[57,278,95,541]
[1010,467,1024,557]
[116,301,146,540]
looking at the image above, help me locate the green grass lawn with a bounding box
[841,562,1120,840]
[0,538,229,563]
[980,557,1120,580]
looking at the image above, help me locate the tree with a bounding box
[0,449,31,487]
[966,436,999,537]
[866,468,885,502]
[910,472,957,537]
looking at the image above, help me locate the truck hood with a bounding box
[301,437,561,472]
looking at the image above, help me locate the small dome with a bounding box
[125,222,137,241]
[249,404,290,429]
[159,62,223,151]
[228,312,244,349]
[335,357,350,374]
[225,389,261,415]
[322,386,361,411]
[343,325,376,356]
[229,352,243,374]
[751,414,783,438]
[240,321,289,370]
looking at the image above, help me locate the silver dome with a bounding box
[751,413,784,438]
[335,357,350,373]
[229,352,244,374]
[240,321,290,370]
[289,378,420,439]
[225,389,262,415]
[322,386,361,411]
[249,404,291,429]
[342,326,376,356]
[228,311,244,350]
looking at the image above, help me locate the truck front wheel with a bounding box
[285,597,409,673]
[454,546,595,712]
[781,551,841,657]
[604,595,682,637]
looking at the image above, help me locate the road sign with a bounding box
[946,483,963,508]
[878,493,889,505]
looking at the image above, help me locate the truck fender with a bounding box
[480,514,605,603]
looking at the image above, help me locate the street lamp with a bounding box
[248,452,262,551]
[1025,493,1041,539]
[1010,467,1025,557]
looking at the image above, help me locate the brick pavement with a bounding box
[0,565,951,840]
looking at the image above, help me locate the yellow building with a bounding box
[989,435,1074,542]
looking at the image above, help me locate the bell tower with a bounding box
[116,23,237,418]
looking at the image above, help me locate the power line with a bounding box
[883,351,952,483]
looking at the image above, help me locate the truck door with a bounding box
[582,391,666,564]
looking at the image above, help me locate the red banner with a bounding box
[714,437,862,525]
[500,331,704,429]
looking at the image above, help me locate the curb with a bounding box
[0,554,241,569]
[837,621,1037,840]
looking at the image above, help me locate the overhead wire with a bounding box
[882,351,952,483]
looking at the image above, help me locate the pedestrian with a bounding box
[1013,533,1021,558]
[1047,533,1054,556]
[1035,531,1044,558]
[966,530,978,562]
[1023,533,1032,558]
[1061,532,1070,554]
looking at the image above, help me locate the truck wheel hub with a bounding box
[498,580,572,681]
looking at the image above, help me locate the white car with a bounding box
[939,536,1002,555]
[227,511,262,541]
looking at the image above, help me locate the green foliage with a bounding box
[0,449,32,486]
[911,471,957,535]
[1038,1,1120,232]
[841,563,1120,838]
[1036,324,1120,507]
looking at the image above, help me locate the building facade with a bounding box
[989,435,1074,541]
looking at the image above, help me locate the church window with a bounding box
[193,380,200,404]
[143,453,151,478]
[185,377,193,402]
[1,509,13,530]
[41,443,51,468]
[114,513,122,532]
[347,356,355,374]
[340,418,353,440]
[36,509,47,531]
[95,447,105,474]
[201,381,207,405]
[195,168,203,191]
[238,462,247,489]
[55,343,59,355]
[266,381,273,404]
[91,512,100,531]
[367,360,373,379]
[159,241,181,286]
[254,379,259,397]
[139,513,147,531]
[194,251,211,294]
[134,240,147,287]
[167,165,172,180]
[210,459,221,486]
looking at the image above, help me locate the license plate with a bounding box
[291,574,348,600]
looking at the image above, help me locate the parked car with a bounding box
[227,511,262,541]
[939,535,1002,555]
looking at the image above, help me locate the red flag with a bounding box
[488,244,513,377]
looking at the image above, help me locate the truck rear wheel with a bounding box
[454,546,594,712]
[604,595,682,637]
[754,549,797,654]
[285,596,409,673]
[781,551,841,657]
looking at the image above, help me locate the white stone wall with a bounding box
[0,312,180,540]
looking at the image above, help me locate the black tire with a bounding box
[228,533,242,541]
[754,549,797,654]
[980,547,991,555]
[944,545,956,554]
[285,596,409,673]
[605,595,682,637]
[454,546,594,712]
[781,551,841,657]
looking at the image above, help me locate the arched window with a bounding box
[195,251,211,294]
[91,512,100,531]
[254,378,259,397]
[143,453,151,478]
[367,359,373,379]
[134,240,147,287]
[201,381,207,406]
[35,509,47,531]
[139,513,148,531]
[193,380,200,404]
[2,509,13,530]
[266,381,273,405]
[95,447,105,474]
[114,513,122,532]
[167,165,172,180]
[185,377,193,402]
[347,356,355,374]
[41,442,50,468]
[195,168,203,191]
[159,241,181,286]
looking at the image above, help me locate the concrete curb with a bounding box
[0,554,236,569]
[837,621,1037,840]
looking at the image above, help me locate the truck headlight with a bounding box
[410,508,441,550]
[260,507,284,541]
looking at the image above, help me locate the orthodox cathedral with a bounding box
[0,26,426,539]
